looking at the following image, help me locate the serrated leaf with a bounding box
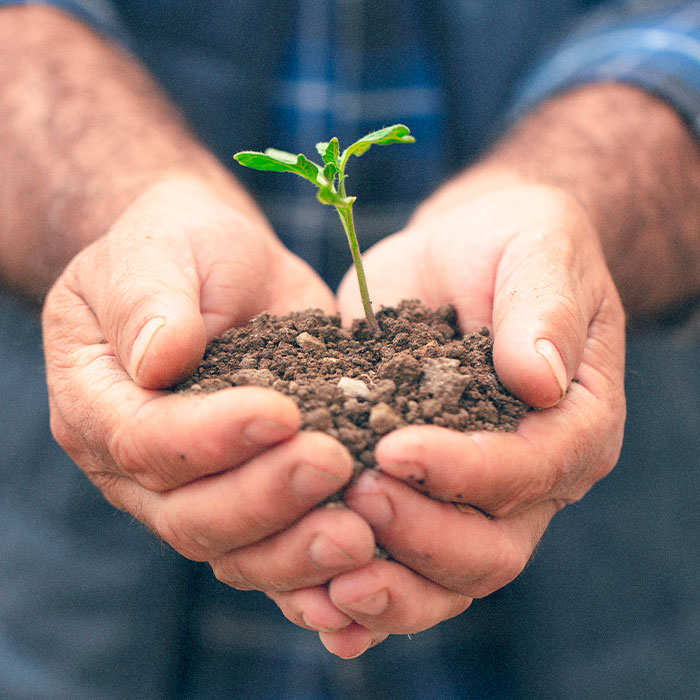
[341,124,415,163]
[316,137,340,167]
[323,161,339,182]
[234,149,325,186]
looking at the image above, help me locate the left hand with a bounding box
[269,179,626,657]
[42,177,376,622]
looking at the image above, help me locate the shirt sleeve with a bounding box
[512,1,700,139]
[0,0,131,45]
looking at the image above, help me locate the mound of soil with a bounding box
[177,300,530,477]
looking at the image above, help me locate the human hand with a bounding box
[271,180,626,657]
[42,176,376,606]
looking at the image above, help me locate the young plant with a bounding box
[234,124,415,335]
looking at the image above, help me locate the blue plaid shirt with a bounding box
[4,1,700,699]
[268,0,448,286]
[6,1,700,286]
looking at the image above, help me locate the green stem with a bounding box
[336,203,380,335]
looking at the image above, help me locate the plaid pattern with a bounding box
[266,0,447,288]
[513,1,700,133]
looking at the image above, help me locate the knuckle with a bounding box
[42,264,79,327]
[211,556,257,591]
[189,430,243,469]
[546,291,581,330]
[457,537,527,599]
[154,509,211,562]
[88,471,133,512]
[49,402,123,488]
[41,286,67,329]
[108,428,174,492]
[491,466,556,518]
[49,409,81,456]
[102,282,147,334]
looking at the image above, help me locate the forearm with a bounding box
[0,5,265,299]
[416,83,700,318]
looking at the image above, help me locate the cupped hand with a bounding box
[276,179,626,657]
[42,176,375,603]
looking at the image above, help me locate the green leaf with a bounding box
[322,161,339,183]
[316,137,340,167]
[341,124,415,163]
[317,188,354,206]
[316,186,339,206]
[234,149,325,186]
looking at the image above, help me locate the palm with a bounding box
[313,183,626,657]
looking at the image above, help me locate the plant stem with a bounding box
[335,204,380,335]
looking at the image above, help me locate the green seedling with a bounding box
[234,124,415,335]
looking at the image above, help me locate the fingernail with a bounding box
[535,338,568,400]
[350,474,394,529]
[309,533,355,568]
[291,463,345,499]
[344,589,389,616]
[377,461,426,488]
[242,418,294,446]
[131,316,166,378]
[301,612,351,633]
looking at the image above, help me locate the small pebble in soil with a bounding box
[177,300,531,476]
[337,377,371,400]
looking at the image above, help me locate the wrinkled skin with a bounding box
[43,177,625,659]
[44,177,377,610]
[272,182,626,657]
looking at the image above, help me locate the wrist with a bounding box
[483,83,700,316]
[0,6,267,299]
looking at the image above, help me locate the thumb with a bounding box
[490,228,603,408]
[73,231,207,391]
[125,283,207,390]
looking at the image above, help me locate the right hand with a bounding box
[42,177,375,632]
[281,179,626,656]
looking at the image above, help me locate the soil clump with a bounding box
[177,300,530,477]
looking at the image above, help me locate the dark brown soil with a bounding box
[177,300,530,477]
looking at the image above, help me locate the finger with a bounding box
[69,177,295,389]
[268,587,353,633]
[111,386,306,491]
[318,624,389,659]
[210,506,375,591]
[490,194,621,407]
[44,305,303,491]
[69,225,208,391]
[375,336,624,518]
[102,431,356,559]
[328,558,471,634]
[345,471,559,598]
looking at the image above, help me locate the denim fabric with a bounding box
[0,295,194,699]
[506,304,700,699]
